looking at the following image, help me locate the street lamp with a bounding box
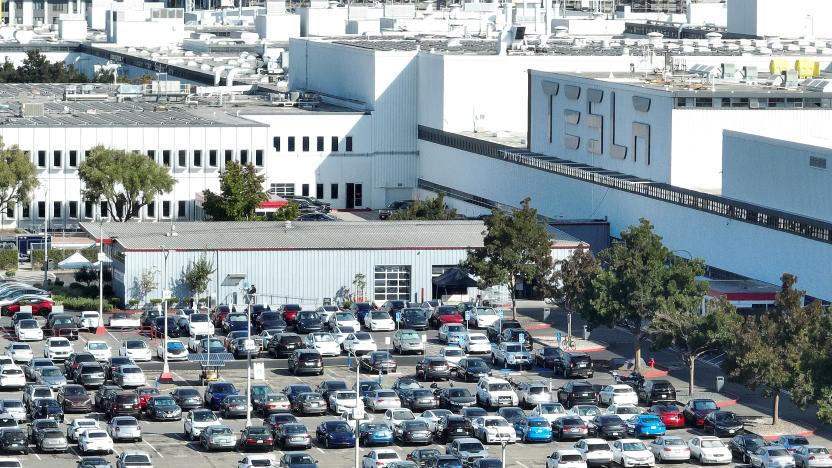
[350,349,361,468]
[159,246,174,383]
[245,291,255,427]
[98,218,104,329]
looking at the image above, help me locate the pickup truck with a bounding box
[491,342,532,369]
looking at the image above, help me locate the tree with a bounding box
[353,273,367,302]
[648,296,740,395]
[586,219,708,373]
[723,273,821,424]
[74,267,98,287]
[462,198,553,319]
[13,50,87,83]
[390,193,457,220]
[269,201,299,221]
[0,141,38,220]
[183,254,215,304]
[136,268,158,305]
[201,162,268,221]
[78,146,175,222]
[550,246,601,315]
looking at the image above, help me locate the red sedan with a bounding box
[0,296,53,317]
[431,306,463,327]
[648,403,685,428]
[280,304,302,325]
[135,386,160,411]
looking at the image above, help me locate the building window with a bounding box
[548,95,553,143]
[147,202,155,218]
[84,150,90,159]
[273,136,280,151]
[374,265,411,301]
[810,156,827,169]
[331,183,339,199]
[147,150,155,162]
[37,151,46,167]
[240,150,249,165]
[177,200,187,219]
[162,150,171,167]
[84,201,93,219]
[68,150,78,167]
[287,137,295,152]
[100,201,108,218]
[301,184,309,197]
[255,149,263,166]
[301,137,310,152]
[270,183,294,197]
[162,201,171,218]
[177,150,187,167]
[208,150,217,167]
[346,136,353,152]
[68,201,78,219]
[316,137,324,152]
[331,136,339,152]
[22,204,29,218]
[5,206,12,218]
[52,150,61,167]
[37,201,45,218]
[52,201,61,218]
[224,150,233,163]
[313,183,322,199]
[193,150,202,167]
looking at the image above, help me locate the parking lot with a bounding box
[0,312,824,468]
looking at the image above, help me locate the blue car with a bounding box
[358,422,394,446]
[204,382,239,409]
[514,416,553,442]
[626,414,666,438]
[316,421,356,448]
[434,455,464,468]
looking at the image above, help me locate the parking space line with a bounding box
[69,446,82,460]
[516,462,529,468]
[32,452,40,460]
[144,439,164,458]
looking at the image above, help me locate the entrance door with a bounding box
[354,184,363,207]
[346,184,355,209]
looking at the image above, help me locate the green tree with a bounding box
[14,50,87,83]
[550,246,601,315]
[74,267,98,287]
[723,273,820,424]
[183,254,216,304]
[135,268,158,305]
[648,296,740,395]
[390,193,457,220]
[586,219,708,373]
[0,141,38,220]
[269,201,300,221]
[462,198,553,319]
[201,162,268,221]
[78,146,175,222]
[352,273,367,302]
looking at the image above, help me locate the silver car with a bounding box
[392,330,425,355]
[650,436,691,462]
[516,381,553,407]
[37,429,68,453]
[364,390,402,412]
[794,446,832,468]
[107,416,142,442]
[200,424,236,451]
[751,446,796,468]
[35,366,66,390]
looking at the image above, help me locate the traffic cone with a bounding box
[95,325,106,335]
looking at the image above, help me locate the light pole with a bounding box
[98,218,104,327]
[352,349,361,468]
[42,188,50,288]
[159,246,173,383]
[501,441,507,468]
[245,292,254,427]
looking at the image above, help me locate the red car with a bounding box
[135,386,160,411]
[683,399,719,427]
[280,304,302,325]
[211,305,232,327]
[648,403,685,428]
[0,296,53,317]
[431,306,463,327]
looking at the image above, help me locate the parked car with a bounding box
[599,385,638,407]
[35,428,68,453]
[645,403,684,429]
[0,428,28,455]
[463,333,491,355]
[553,416,589,441]
[728,434,767,463]
[398,309,429,331]
[78,429,114,455]
[288,350,324,376]
[145,395,182,421]
[546,449,588,468]
[436,415,474,443]
[183,408,223,440]
[471,416,515,444]
[635,380,677,406]
[515,416,554,442]
[393,330,426,355]
[219,395,249,418]
[14,319,43,342]
[624,414,666,438]
[119,341,151,363]
[275,423,312,449]
[107,416,142,442]
[688,436,733,465]
[446,438,489,465]
[793,446,832,468]
[451,358,490,383]
[683,399,719,428]
[557,381,598,409]
[58,384,92,413]
[703,411,745,437]
[573,438,614,467]
[267,333,304,358]
[416,357,451,382]
[531,403,567,425]
[315,420,356,448]
[304,333,340,357]
[648,436,691,463]
[590,415,627,439]
[360,351,398,374]
[515,381,552,408]
[112,365,145,388]
[295,311,324,334]
[358,421,395,446]
[552,350,594,379]
[204,382,239,410]
[776,436,812,453]
[237,425,274,452]
[104,392,140,418]
[430,307,463,329]
[611,439,655,468]
[200,424,236,452]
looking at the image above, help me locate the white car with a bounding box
[468,307,500,329]
[570,405,603,424]
[331,326,355,347]
[0,365,25,389]
[5,343,32,364]
[330,312,361,331]
[573,439,614,467]
[108,313,141,329]
[187,313,214,337]
[343,332,378,355]
[66,418,100,441]
[438,324,467,344]
[475,376,519,409]
[238,455,276,468]
[0,400,26,422]
[113,365,146,388]
[155,340,189,361]
[464,333,492,354]
[43,337,73,361]
[612,439,656,468]
[84,341,112,362]
[183,409,223,440]
[14,319,43,341]
[329,391,362,414]
[362,449,401,468]
[531,403,568,424]
[79,429,114,455]
[607,404,643,417]
[547,449,589,468]
[107,416,142,442]
[120,340,152,362]
[364,311,396,331]
[472,416,516,444]
[316,305,340,324]
[79,311,101,330]
[649,436,691,462]
[304,333,341,357]
[418,409,453,433]
[116,451,152,468]
[383,408,416,430]
[599,385,639,406]
[688,436,732,465]
[440,346,466,367]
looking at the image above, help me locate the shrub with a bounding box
[5,270,15,278]
[0,249,17,270]
[52,294,113,312]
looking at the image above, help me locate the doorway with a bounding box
[346,183,363,209]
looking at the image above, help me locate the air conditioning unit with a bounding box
[21,102,44,118]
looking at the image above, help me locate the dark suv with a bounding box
[287,350,323,376]
[637,380,677,406]
[552,350,594,379]
[267,333,303,358]
[65,353,98,380]
[379,200,414,220]
[279,304,302,326]
[486,319,522,342]
[436,415,473,443]
[556,381,598,408]
[105,391,140,418]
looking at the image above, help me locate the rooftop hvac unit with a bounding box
[720,63,736,79]
[742,66,758,84]
[21,102,44,118]
[803,79,832,93]
[781,70,799,88]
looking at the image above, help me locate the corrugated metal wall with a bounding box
[123,248,468,306]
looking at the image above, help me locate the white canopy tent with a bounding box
[57,252,94,269]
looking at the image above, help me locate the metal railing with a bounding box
[418,125,832,245]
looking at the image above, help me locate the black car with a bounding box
[486,319,522,342]
[11,312,34,327]
[399,309,429,330]
[590,415,626,439]
[295,311,324,334]
[249,304,270,322]
[557,381,598,408]
[704,411,745,437]
[140,309,162,327]
[437,388,476,411]
[636,379,677,406]
[436,415,473,443]
[728,434,766,463]
[379,200,413,220]
[276,423,312,449]
[471,459,502,468]
[65,353,98,380]
[360,352,397,374]
[552,350,594,379]
[355,381,383,399]
[0,427,28,454]
[256,312,287,333]
[460,407,487,423]
[288,350,323,376]
[27,418,58,443]
[105,357,133,381]
[145,395,182,421]
[94,385,122,411]
[415,357,450,381]
[76,364,106,389]
[237,425,273,452]
[497,407,526,425]
[402,389,438,411]
[396,419,432,445]
[451,358,490,382]
[268,333,304,358]
[153,317,181,338]
[77,457,113,468]
[170,388,202,410]
[409,448,441,468]
[31,398,63,421]
[293,393,327,415]
[380,300,409,315]
[315,380,348,402]
[263,413,298,438]
[282,384,314,408]
[534,347,562,368]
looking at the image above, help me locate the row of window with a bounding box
[270,183,340,199]
[6,200,190,220]
[273,136,354,153]
[674,96,832,109]
[31,149,266,169]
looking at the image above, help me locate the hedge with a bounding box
[30,247,99,269]
[52,294,113,312]
[0,249,17,271]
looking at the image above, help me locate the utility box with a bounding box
[582,325,590,340]
[715,376,725,392]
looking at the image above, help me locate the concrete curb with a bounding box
[751,426,816,441]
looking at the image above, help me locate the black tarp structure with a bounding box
[432,267,477,298]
